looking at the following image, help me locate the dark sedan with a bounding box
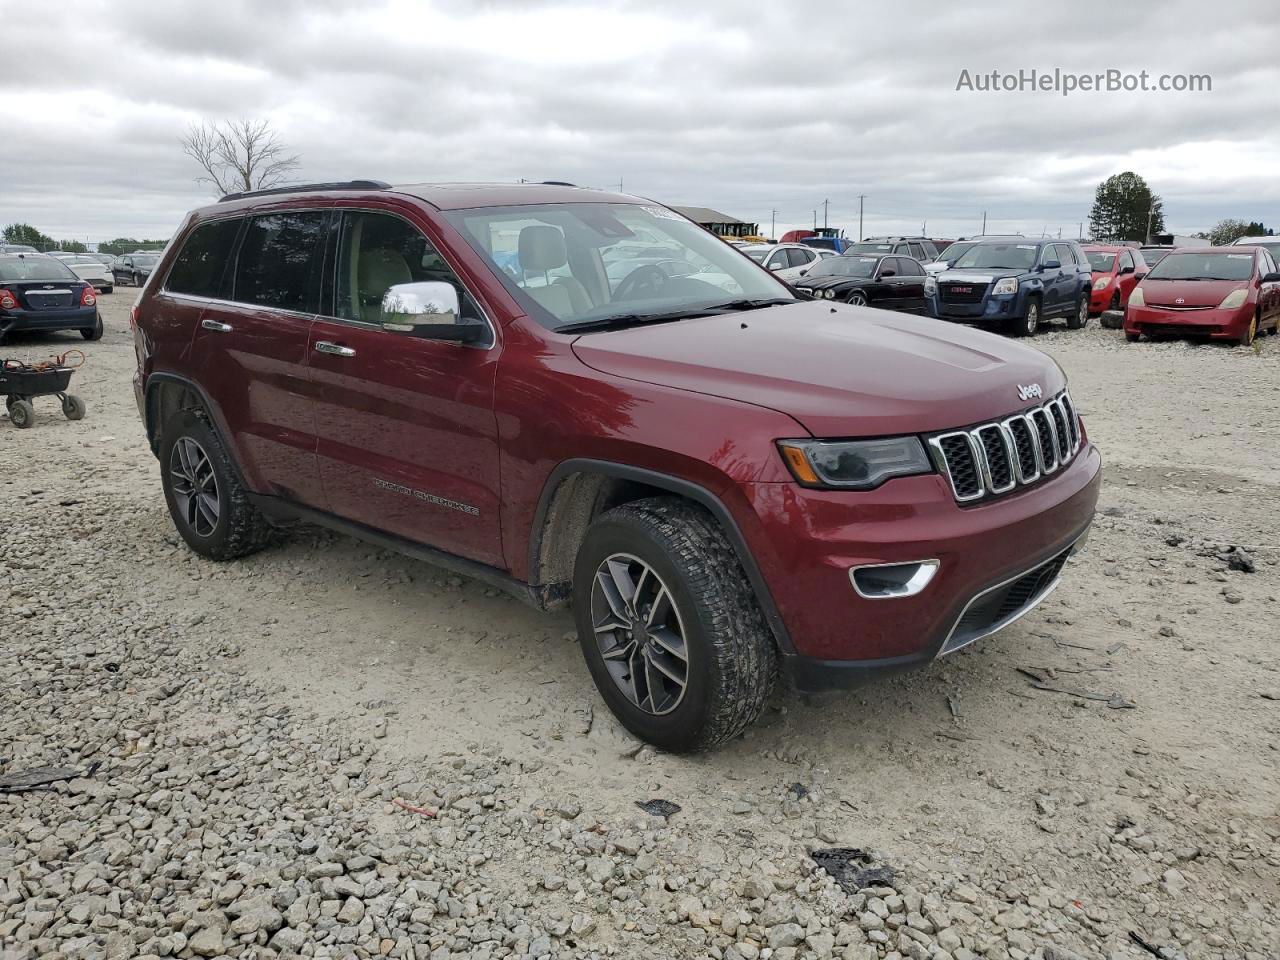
[0,254,102,343]
[792,253,928,313]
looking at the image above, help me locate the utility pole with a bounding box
[813,210,817,230]
[771,209,777,240]
[1078,221,1083,239]
[857,195,866,241]
[822,198,830,229]
[981,211,987,235]
[1145,204,1155,244]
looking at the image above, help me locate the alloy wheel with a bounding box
[590,553,689,716]
[169,437,220,537]
[1024,302,1039,335]
[848,291,867,306]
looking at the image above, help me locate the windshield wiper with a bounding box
[557,298,798,334]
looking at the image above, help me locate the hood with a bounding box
[570,301,1064,437]
[1140,278,1242,308]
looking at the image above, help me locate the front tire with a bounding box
[847,291,868,306]
[1008,298,1040,337]
[158,410,273,560]
[1125,331,1141,342]
[572,498,777,752]
[1239,314,1258,347]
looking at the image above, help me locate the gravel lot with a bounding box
[1,294,1278,960]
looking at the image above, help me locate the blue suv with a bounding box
[925,239,1092,336]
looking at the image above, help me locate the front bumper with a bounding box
[1124,303,1251,339]
[929,292,1023,324]
[0,305,98,334]
[1089,286,1113,313]
[730,442,1101,690]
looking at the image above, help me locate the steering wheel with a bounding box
[613,264,671,301]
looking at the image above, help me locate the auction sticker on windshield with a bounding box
[642,206,682,220]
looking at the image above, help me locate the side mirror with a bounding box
[1262,272,1280,283]
[1039,259,1061,271]
[1119,264,1135,275]
[381,281,484,343]
[879,269,896,278]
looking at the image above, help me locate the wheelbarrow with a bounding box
[1,363,86,429]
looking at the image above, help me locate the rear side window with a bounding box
[907,242,926,260]
[234,212,328,313]
[166,218,242,297]
[787,248,812,268]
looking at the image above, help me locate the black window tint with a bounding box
[908,243,926,260]
[234,212,328,312]
[900,258,925,277]
[787,248,811,268]
[166,218,241,297]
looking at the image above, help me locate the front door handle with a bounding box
[201,318,233,333]
[315,341,356,358]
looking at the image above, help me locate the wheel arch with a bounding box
[529,459,794,655]
[143,374,254,488]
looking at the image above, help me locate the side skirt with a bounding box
[247,494,561,611]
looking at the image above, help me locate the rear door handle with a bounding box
[201,318,233,333]
[315,341,356,358]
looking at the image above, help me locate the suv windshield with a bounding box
[0,256,78,282]
[1145,252,1255,281]
[807,256,880,279]
[939,241,974,263]
[952,243,1039,271]
[444,202,794,330]
[1085,252,1117,272]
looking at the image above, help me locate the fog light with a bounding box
[850,560,939,599]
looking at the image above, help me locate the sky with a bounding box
[2,0,1277,247]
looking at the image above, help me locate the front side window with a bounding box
[899,258,925,277]
[233,211,328,313]
[444,202,792,330]
[166,218,242,297]
[333,211,482,325]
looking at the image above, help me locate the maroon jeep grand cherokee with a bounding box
[132,181,1100,750]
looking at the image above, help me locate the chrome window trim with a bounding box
[157,205,498,350]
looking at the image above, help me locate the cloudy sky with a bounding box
[3,0,1277,246]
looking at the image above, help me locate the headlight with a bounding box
[1218,288,1248,309]
[1092,277,1110,290]
[824,288,836,299]
[992,277,1018,295]
[777,437,932,490]
[924,277,937,296]
[1128,286,1144,307]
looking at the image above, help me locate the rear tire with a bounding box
[102,285,113,295]
[82,312,103,341]
[1125,332,1141,342]
[8,399,34,429]
[1008,298,1040,337]
[158,410,273,560]
[1066,296,1089,330]
[572,498,777,752]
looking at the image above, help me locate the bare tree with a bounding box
[181,119,301,196]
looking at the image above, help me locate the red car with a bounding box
[1082,245,1147,315]
[1125,246,1280,345]
[132,181,1100,751]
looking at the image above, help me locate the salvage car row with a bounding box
[764,234,1280,345]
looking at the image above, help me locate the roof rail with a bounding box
[218,180,392,203]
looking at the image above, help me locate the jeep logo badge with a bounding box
[1017,383,1042,401]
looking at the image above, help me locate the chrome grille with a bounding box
[929,391,1081,504]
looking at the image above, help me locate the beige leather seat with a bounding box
[517,225,591,318]
[357,248,413,323]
